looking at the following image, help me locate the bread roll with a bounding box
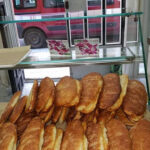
[99,73,121,110]
[0,91,21,124]
[0,122,17,150]
[58,107,69,124]
[16,112,36,139]
[42,124,56,150]
[9,96,27,123]
[36,77,55,113]
[130,119,150,150]
[52,107,62,123]
[53,128,63,150]
[108,74,128,111]
[61,120,85,150]
[106,119,132,150]
[123,80,147,121]
[55,76,82,107]
[86,122,108,150]
[76,72,103,114]
[17,117,44,150]
[25,80,38,113]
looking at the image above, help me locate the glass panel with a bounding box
[16,46,134,68]
[139,63,145,74]
[14,0,36,9]
[68,11,85,46]
[127,16,138,42]
[43,0,64,8]
[105,0,121,44]
[87,0,102,44]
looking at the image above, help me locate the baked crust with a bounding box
[52,107,62,123]
[9,96,27,123]
[106,119,132,150]
[61,120,85,150]
[58,107,69,123]
[76,72,103,114]
[108,74,128,111]
[39,105,55,123]
[116,108,135,126]
[99,73,121,109]
[53,128,63,150]
[0,122,17,150]
[16,112,36,138]
[25,80,38,113]
[98,110,116,125]
[55,76,82,107]
[36,77,55,113]
[86,122,103,150]
[0,91,21,124]
[17,117,44,150]
[42,124,56,150]
[123,80,147,117]
[130,119,150,150]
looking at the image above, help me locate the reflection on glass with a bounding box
[127,16,138,42]
[13,0,67,49]
[69,11,85,45]
[106,0,121,44]
[87,0,102,44]
[106,16,120,43]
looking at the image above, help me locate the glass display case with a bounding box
[0,11,149,103]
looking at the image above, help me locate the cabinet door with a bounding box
[8,69,25,94]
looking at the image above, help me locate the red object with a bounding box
[12,0,120,48]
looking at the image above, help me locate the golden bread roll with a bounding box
[42,124,56,150]
[130,119,150,150]
[0,91,21,124]
[16,112,36,138]
[86,122,108,150]
[116,108,135,126]
[55,76,82,107]
[52,107,62,123]
[61,120,85,150]
[25,80,38,113]
[9,96,27,124]
[36,77,55,113]
[0,122,17,150]
[106,119,132,150]
[98,110,116,125]
[76,72,103,114]
[53,128,63,150]
[123,80,147,121]
[58,107,69,123]
[99,73,121,109]
[39,105,55,124]
[108,74,128,111]
[17,117,44,150]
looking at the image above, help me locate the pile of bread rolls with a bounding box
[0,72,149,150]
